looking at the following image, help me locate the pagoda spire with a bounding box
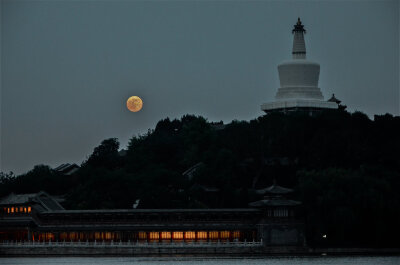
[292,17,306,59]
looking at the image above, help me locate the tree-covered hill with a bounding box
[1,110,400,246]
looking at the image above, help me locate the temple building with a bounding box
[261,18,343,114]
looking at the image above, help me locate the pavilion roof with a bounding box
[249,198,301,207]
[255,184,294,195]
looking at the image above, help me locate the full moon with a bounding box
[126,96,143,112]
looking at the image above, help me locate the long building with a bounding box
[0,184,304,247]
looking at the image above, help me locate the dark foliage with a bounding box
[1,111,400,247]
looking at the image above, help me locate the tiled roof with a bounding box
[256,184,294,195]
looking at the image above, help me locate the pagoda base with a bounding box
[261,99,338,114]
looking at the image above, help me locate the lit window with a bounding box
[11,207,14,213]
[105,232,112,240]
[138,232,147,240]
[232,231,241,239]
[69,232,77,240]
[27,207,31,213]
[209,231,219,239]
[7,208,10,214]
[15,207,18,213]
[19,206,23,212]
[24,207,27,213]
[46,233,55,241]
[197,231,207,240]
[60,232,68,240]
[161,231,171,240]
[173,231,183,240]
[149,232,159,240]
[220,231,230,239]
[185,231,195,240]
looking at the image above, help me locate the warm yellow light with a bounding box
[173,231,183,240]
[149,232,159,240]
[27,206,31,213]
[220,231,230,239]
[197,231,207,240]
[126,96,143,112]
[161,232,171,240]
[232,231,241,239]
[185,231,195,240]
[209,231,218,239]
[11,207,14,213]
[138,232,147,240]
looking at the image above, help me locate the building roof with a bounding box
[249,198,301,207]
[0,193,38,205]
[0,191,65,211]
[54,163,80,175]
[327,94,341,104]
[256,184,294,195]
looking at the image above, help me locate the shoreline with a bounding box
[1,245,400,257]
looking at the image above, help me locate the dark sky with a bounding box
[1,0,399,175]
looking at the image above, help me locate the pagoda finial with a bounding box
[292,17,306,34]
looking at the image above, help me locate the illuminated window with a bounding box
[232,231,241,239]
[185,231,195,240]
[149,232,159,240]
[160,231,171,240]
[173,231,183,240]
[95,232,102,240]
[69,232,78,240]
[27,207,31,213]
[7,208,10,214]
[11,207,14,213]
[138,232,147,240]
[24,207,27,213]
[19,206,23,212]
[60,232,68,240]
[105,232,112,240]
[15,207,18,213]
[209,231,219,239]
[197,231,207,240]
[220,231,230,239]
[46,233,55,241]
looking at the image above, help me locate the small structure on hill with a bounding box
[53,163,80,175]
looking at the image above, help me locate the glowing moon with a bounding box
[126,96,143,112]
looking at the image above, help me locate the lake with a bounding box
[1,256,400,265]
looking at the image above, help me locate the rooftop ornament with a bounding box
[292,17,306,34]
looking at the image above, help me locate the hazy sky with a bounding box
[1,0,399,175]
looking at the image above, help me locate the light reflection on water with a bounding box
[0,256,400,265]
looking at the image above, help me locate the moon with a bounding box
[126,96,143,112]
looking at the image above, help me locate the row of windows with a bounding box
[267,209,289,217]
[36,230,244,242]
[2,206,31,214]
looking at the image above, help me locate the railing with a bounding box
[0,240,262,248]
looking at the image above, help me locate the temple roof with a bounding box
[249,198,301,207]
[0,191,64,211]
[255,184,294,195]
[327,94,342,104]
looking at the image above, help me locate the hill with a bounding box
[1,110,400,247]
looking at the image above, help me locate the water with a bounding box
[0,256,399,265]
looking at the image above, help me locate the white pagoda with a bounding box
[261,18,339,113]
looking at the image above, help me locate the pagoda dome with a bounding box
[261,18,338,113]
